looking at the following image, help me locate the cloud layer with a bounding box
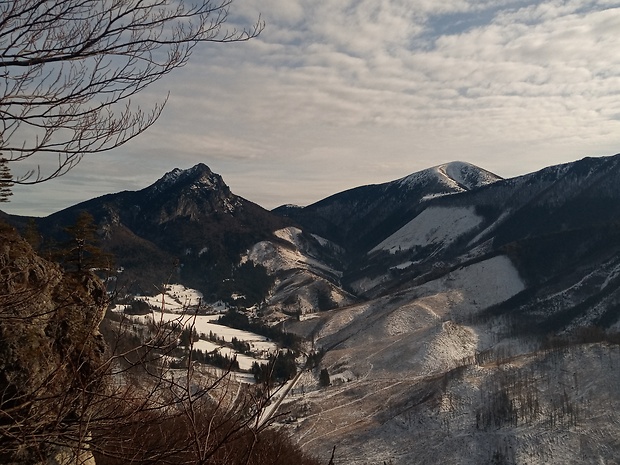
[7,0,620,215]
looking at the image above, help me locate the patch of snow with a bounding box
[193,339,221,352]
[468,211,510,246]
[310,234,344,253]
[139,284,204,312]
[156,168,183,189]
[395,162,498,194]
[310,234,330,247]
[433,255,525,312]
[421,192,454,201]
[440,161,500,189]
[371,206,483,254]
[274,227,305,249]
[246,240,341,277]
[391,261,416,270]
[433,166,468,191]
[419,321,478,375]
[349,273,390,294]
[601,261,620,289]
[396,167,453,191]
[222,196,237,213]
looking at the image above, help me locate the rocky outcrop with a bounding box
[0,222,106,464]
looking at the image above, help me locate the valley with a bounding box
[114,284,278,373]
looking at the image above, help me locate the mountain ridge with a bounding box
[273,160,501,255]
[4,154,620,464]
[3,154,620,321]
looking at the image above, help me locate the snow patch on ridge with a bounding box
[245,240,340,277]
[371,206,483,254]
[441,161,501,189]
[274,227,305,248]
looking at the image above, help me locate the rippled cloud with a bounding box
[7,0,620,215]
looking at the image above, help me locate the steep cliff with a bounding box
[0,222,107,464]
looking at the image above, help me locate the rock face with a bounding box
[0,222,106,464]
[34,163,293,301]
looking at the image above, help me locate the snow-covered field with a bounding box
[192,340,264,371]
[126,309,277,352]
[116,284,279,374]
[135,284,228,313]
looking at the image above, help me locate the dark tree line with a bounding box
[187,349,240,372]
[218,309,302,350]
[252,351,297,385]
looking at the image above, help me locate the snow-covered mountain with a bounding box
[271,156,620,465]
[8,155,620,322]
[22,164,349,313]
[5,154,620,464]
[397,160,501,192]
[274,161,501,255]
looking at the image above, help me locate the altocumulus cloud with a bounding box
[7,0,620,215]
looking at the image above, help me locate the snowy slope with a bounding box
[309,255,525,374]
[370,206,483,254]
[246,227,341,278]
[243,227,355,316]
[290,344,620,465]
[245,240,339,277]
[279,252,620,465]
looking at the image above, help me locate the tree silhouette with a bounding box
[59,211,112,273]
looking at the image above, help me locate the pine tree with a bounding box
[60,211,112,273]
[0,158,13,203]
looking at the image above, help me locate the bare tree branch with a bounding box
[0,0,264,184]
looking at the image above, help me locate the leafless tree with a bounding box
[0,0,263,184]
[0,283,312,464]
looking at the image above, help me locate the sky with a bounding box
[5,0,620,216]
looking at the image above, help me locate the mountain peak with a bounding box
[134,163,240,222]
[397,161,501,192]
[149,163,224,194]
[434,161,502,190]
